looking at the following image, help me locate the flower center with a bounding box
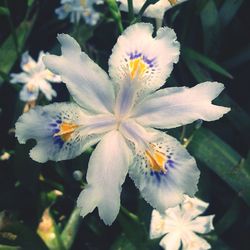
[128,52,155,80]
[168,0,177,5]
[54,122,79,141]
[146,144,167,173]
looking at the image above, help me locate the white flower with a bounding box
[55,0,102,25]
[10,51,61,102]
[119,0,188,19]
[150,196,215,250]
[15,23,230,225]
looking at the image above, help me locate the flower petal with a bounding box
[15,102,115,163]
[21,51,37,72]
[150,209,166,239]
[38,80,57,100]
[43,34,115,114]
[189,215,215,234]
[182,195,210,220]
[181,231,211,250]
[109,23,180,96]
[160,232,181,250]
[127,127,200,212]
[133,82,230,129]
[19,84,39,102]
[77,130,132,225]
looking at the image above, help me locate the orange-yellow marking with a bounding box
[168,0,177,5]
[54,122,78,142]
[129,58,147,79]
[146,146,167,173]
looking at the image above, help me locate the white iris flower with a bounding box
[15,23,230,225]
[150,195,215,250]
[119,0,188,19]
[55,0,102,25]
[10,51,61,102]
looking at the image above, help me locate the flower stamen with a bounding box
[54,122,79,141]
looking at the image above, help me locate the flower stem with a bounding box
[131,0,160,24]
[127,0,134,23]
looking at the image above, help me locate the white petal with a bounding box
[119,0,188,19]
[182,195,210,220]
[150,209,166,239]
[160,232,181,250]
[109,23,179,96]
[181,231,211,250]
[77,130,132,225]
[21,51,37,72]
[43,34,115,114]
[19,84,39,102]
[133,82,230,129]
[127,127,200,212]
[189,215,214,234]
[15,102,115,163]
[10,72,30,84]
[38,80,57,100]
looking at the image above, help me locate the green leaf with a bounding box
[61,207,81,250]
[27,0,35,7]
[110,234,136,250]
[0,21,32,86]
[182,47,233,79]
[0,7,9,15]
[188,128,250,206]
[200,0,220,54]
[0,245,21,250]
[118,207,149,250]
[219,0,244,27]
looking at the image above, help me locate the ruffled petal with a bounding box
[181,195,210,220]
[126,126,200,212]
[43,34,115,114]
[109,23,180,97]
[188,215,214,234]
[15,102,115,163]
[77,130,132,225]
[132,82,230,129]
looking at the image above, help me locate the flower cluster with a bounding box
[55,0,102,25]
[15,23,229,226]
[10,51,61,102]
[150,196,215,250]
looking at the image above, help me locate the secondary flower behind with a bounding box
[15,23,230,225]
[10,51,61,102]
[150,196,215,250]
[55,0,102,25]
[119,0,188,19]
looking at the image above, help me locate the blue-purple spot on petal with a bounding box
[167,159,175,168]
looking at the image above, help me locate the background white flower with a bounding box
[150,195,215,250]
[10,51,61,102]
[55,0,102,25]
[15,23,229,225]
[119,0,188,19]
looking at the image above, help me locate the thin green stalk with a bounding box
[4,0,19,55]
[127,0,134,22]
[131,0,159,24]
[106,0,124,33]
[61,207,81,250]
